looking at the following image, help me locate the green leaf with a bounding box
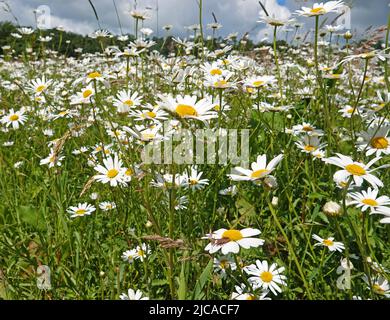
[16,205,46,231]
[151,279,168,286]
[177,257,189,300]
[192,258,213,300]
[235,198,256,217]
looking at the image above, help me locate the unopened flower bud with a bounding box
[145,220,153,228]
[271,196,279,207]
[323,201,342,217]
[343,31,352,40]
[263,175,278,189]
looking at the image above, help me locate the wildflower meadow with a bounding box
[0,0,389,301]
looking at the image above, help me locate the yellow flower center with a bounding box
[323,239,334,247]
[210,68,222,76]
[373,284,385,294]
[246,295,256,300]
[137,249,145,257]
[219,260,228,269]
[125,168,133,176]
[222,229,243,241]
[260,271,273,283]
[310,7,325,14]
[76,209,86,215]
[303,125,314,132]
[251,169,270,179]
[9,114,19,121]
[252,80,265,87]
[362,198,378,206]
[107,169,119,178]
[371,137,388,149]
[175,104,198,117]
[144,111,156,118]
[88,71,101,79]
[347,108,354,114]
[214,80,228,88]
[345,164,366,176]
[142,133,155,140]
[189,179,198,185]
[36,85,45,92]
[304,145,316,152]
[83,89,93,98]
[123,99,134,106]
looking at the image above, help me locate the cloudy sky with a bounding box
[0,0,388,41]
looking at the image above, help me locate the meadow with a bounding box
[0,0,389,300]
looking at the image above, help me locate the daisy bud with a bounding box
[343,31,352,40]
[263,175,278,189]
[271,196,279,207]
[99,271,105,277]
[145,220,153,228]
[90,192,99,200]
[323,201,342,217]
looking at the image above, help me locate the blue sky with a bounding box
[0,0,388,41]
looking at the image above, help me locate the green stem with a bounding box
[273,26,283,100]
[267,198,313,299]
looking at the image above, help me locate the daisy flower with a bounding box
[40,148,65,168]
[204,228,264,255]
[204,74,235,90]
[94,153,127,187]
[85,71,104,84]
[150,173,186,189]
[121,249,137,263]
[201,62,227,77]
[124,124,164,143]
[134,243,150,262]
[323,153,387,189]
[159,94,217,121]
[213,255,237,278]
[71,85,95,104]
[183,166,209,190]
[244,260,287,295]
[28,76,53,95]
[228,154,283,182]
[99,201,117,211]
[292,122,324,136]
[120,289,149,300]
[1,108,27,129]
[348,188,390,213]
[295,135,327,154]
[131,105,168,123]
[363,276,390,298]
[231,284,271,300]
[67,203,96,218]
[219,185,238,196]
[338,105,363,118]
[113,90,142,113]
[312,234,345,252]
[296,1,345,17]
[258,15,293,27]
[243,75,276,89]
[357,125,390,157]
